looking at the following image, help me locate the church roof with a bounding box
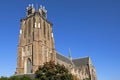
[56,52,90,67]
[72,57,90,67]
[56,52,72,64]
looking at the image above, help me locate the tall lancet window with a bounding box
[48,24,49,40]
[33,17,35,28]
[28,19,31,37]
[24,22,27,38]
[43,21,46,38]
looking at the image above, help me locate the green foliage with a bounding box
[0,76,8,80]
[9,76,20,80]
[83,78,91,80]
[73,75,79,80]
[19,75,32,80]
[35,61,73,80]
[0,75,32,80]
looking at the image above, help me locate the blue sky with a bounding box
[0,0,120,80]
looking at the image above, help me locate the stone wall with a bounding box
[57,57,97,80]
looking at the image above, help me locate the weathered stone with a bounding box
[15,4,97,80]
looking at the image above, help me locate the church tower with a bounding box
[16,4,56,74]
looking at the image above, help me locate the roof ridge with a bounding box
[56,52,70,60]
[72,56,90,60]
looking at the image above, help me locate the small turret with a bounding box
[26,4,35,17]
[39,5,47,19]
[26,4,47,19]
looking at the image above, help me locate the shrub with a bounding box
[35,61,73,80]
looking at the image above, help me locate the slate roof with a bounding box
[72,57,89,67]
[56,52,72,64]
[56,52,90,67]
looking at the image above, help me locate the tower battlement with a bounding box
[26,4,47,19]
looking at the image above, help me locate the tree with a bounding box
[73,75,79,80]
[0,75,33,80]
[9,76,20,80]
[83,78,91,80]
[19,75,32,80]
[0,76,8,80]
[35,61,73,80]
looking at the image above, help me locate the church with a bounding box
[15,4,97,80]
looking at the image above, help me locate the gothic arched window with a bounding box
[26,58,32,73]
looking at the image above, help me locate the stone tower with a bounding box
[16,4,56,74]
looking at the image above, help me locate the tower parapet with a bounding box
[26,4,47,19]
